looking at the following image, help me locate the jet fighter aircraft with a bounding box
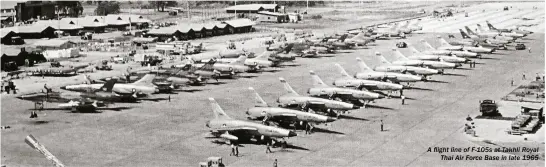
[246,87,337,129]
[332,64,405,96]
[308,71,385,106]
[354,57,426,83]
[276,77,358,116]
[206,98,297,145]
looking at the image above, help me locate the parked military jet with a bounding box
[465,26,515,42]
[390,48,459,70]
[373,23,406,39]
[407,46,469,64]
[206,98,297,144]
[61,74,159,95]
[437,36,495,53]
[308,71,385,106]
[477,24,524,39]
[216,51,281,68]
[246,87,337,128]
[354,57,426,83]
[277,77,358,116]
[373,52,441,76]
[27,64,90,77]
[459,29,509,49]
[17,79,134,118]
[420,39,480,58]
[486,21,533,35]
[332,64,405,95]
[212,55,260,73]
[343,32,376,46]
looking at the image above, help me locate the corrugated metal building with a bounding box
[33,39,75,50]
[222,19,255,34]
[2,25,56,39]
[146,28,181,42]
[256,11,288,23]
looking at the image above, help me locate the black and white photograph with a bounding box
[0,0,544,166]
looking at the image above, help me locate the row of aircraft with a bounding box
[15,16,532,148]
[202,19,533,147]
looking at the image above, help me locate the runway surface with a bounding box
[1,2,544,167]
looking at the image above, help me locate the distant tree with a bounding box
[94,1,120,16]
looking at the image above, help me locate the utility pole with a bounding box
[235,0,237,18]
[187,0,190,19]
[306,0,309,12]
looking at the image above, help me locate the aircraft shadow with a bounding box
[30,107,131,112]
[442,73,466,77]
[338,115,369,121]
[320,55,337,57]
[27,120,51,125]
[407,86,435,91]
[210,139,309,151]
[237,75,259,79]
[280,64,301,67]
[311,127,345,135]
[455,67,473,70]
[139,98,168,102]
[426,80,449,83]
[177,89,203,93]
[366,104,395,110]
[204,81,228,85]
[478,57,499,60]
[260,69,281,73]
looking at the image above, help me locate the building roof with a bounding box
[2,25,54,34]
[75,17,108,28]
[147,28,180,35]
[34,20,84,30]
[176,25,193,33]
[0,29,15,38]
[225,4,278,11]
[257,11,287,17]
[223,19,255,28]
[105,15,131,26]
[1,47,21,56]
[189,24,206,32]
[204,24,218,30]
[108,14,151,24]
[216,23,227,29]
[0,1,21,10]
[32,39,73,48]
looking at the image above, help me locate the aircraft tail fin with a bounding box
[465,26,476,35]
[391,48,409,61]
[208,98,232,120]
[486,21,497,30]
[309,70,328,87]
[437,36,452,47]
[408,46,422,56]
[255,51,270,60]
[356,57,373,72]
[99,78,117,92]
[338,34,348,42]
[420,39,436,51]
[459,29,471,39]
[230,55,247,65]
[132,74,156,86]
[375,52,392,66]
[334,63,353,79]
[248,87,268,107]
[279,77,300,96]
[477,24,486,32]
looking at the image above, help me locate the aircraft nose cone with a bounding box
[326,117,337,122]
[60,86,67,90]
[288,131,297,137]
[377,94,386,99]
